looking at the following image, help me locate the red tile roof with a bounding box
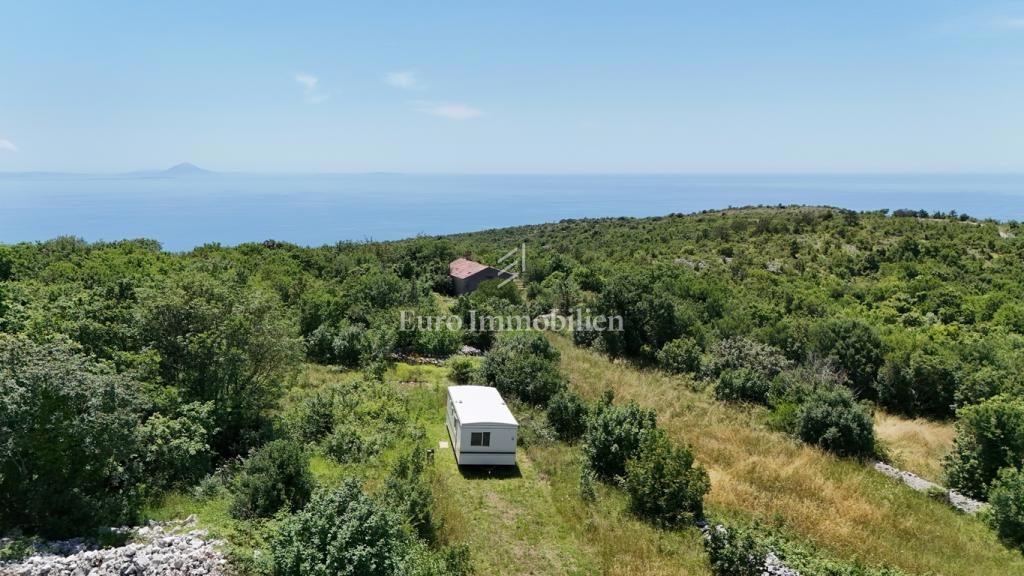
[449,257,492,279]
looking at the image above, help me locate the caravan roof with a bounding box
[447,385,518,427]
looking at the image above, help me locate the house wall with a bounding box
[456,425,517,466]
[453,267,506,295]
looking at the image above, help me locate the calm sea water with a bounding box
[1,173,1023,251]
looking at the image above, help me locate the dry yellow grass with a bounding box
[554,336,1024,576]
[874,411,956,482]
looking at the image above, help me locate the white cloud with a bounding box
[0,139,16,152]
[294,72,329,103]
[421,103,483,120]
[385,71,421,90]
[997,17,1024,29]
[295,73,319,93]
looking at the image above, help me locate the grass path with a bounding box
[426,398,711,575]
[554,336,1024,576]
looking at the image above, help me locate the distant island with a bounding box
[161,162,213,176]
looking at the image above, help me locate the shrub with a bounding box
[272,479,409,576]
[307,321,367,367]
[794,385,875,457]
[0,336,146,537]
[807,319,885,397]
[446,355,478,384]
[137,402,215,491]
[230,440,314,519]
[381,443,437,543]
[579,466,598,503]
[623,429,709,526]
[414,323,462,357]
[704,337,791,379]
[704,522,910,576]
[546,390,589,442]
[714,368,771,404]
[481,331,566,404]
[289,390,337,444]
[583,401,657,480]
[945,394,1024,499]
[877,340,960,418]
[987,467,1024,551]
[657,337,702,374]
[704,524,770,576]
[324,423,382,464]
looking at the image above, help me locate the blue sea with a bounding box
[2,173,1023,251]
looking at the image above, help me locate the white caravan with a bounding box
[445,385,518,466]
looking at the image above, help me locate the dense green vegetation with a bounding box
[4,206,1024,573]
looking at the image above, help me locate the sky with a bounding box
[1,1,1023,173]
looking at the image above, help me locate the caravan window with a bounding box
[470,432,491,446]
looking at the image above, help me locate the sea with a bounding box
[1,173,1023,251]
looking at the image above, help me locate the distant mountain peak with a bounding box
[164,162,212,175]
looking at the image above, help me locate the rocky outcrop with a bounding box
[872,461,985,515]
[0,517,227,576]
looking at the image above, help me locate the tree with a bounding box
[583,401,658,480]
[137,401,215,491]
[272,479,410,576]
[878,336,961,418]
[657,337,702,374]
[480,332,565,404]
[945,395,1024,499]
[623,429,709,526]
[715,368,771,405]
[794,385,875,458]
[546,389,589,442]
[230,439,314,519]
[808,319,885,397]
[136,270,303,457]
[595,270,683,360]
[0,336,145,537]
[988,467,1024,551]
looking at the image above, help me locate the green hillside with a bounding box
[3,206,1024,574]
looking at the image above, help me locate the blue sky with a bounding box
[1,1,1023,173]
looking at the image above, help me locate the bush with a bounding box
[945,394,1024,499]
[381,443,438,543]
[704,337,791,379]
[272,479,409,576]
[546,390,589,442]
[481,331,566,404]
[704,524,770,576]
[987,467,1024,551]
[324,423,382,464]
[579,466,598,503]
[877,340,960,418]
[307,321,366,367]
[583,401,657,480]
[414,323,462,357]
[657,337,702,374]
[446,356,478,384]
[230,440,314,519]
[704,522,910,576]
[289,391,337,444]
[714,368,771,404]
[0,336,146,537]
[137,402,215,491]
[794,385,875,457]
[807,319,885,397]
[623,429,709,526]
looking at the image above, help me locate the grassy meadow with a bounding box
[137,340,1022,576]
